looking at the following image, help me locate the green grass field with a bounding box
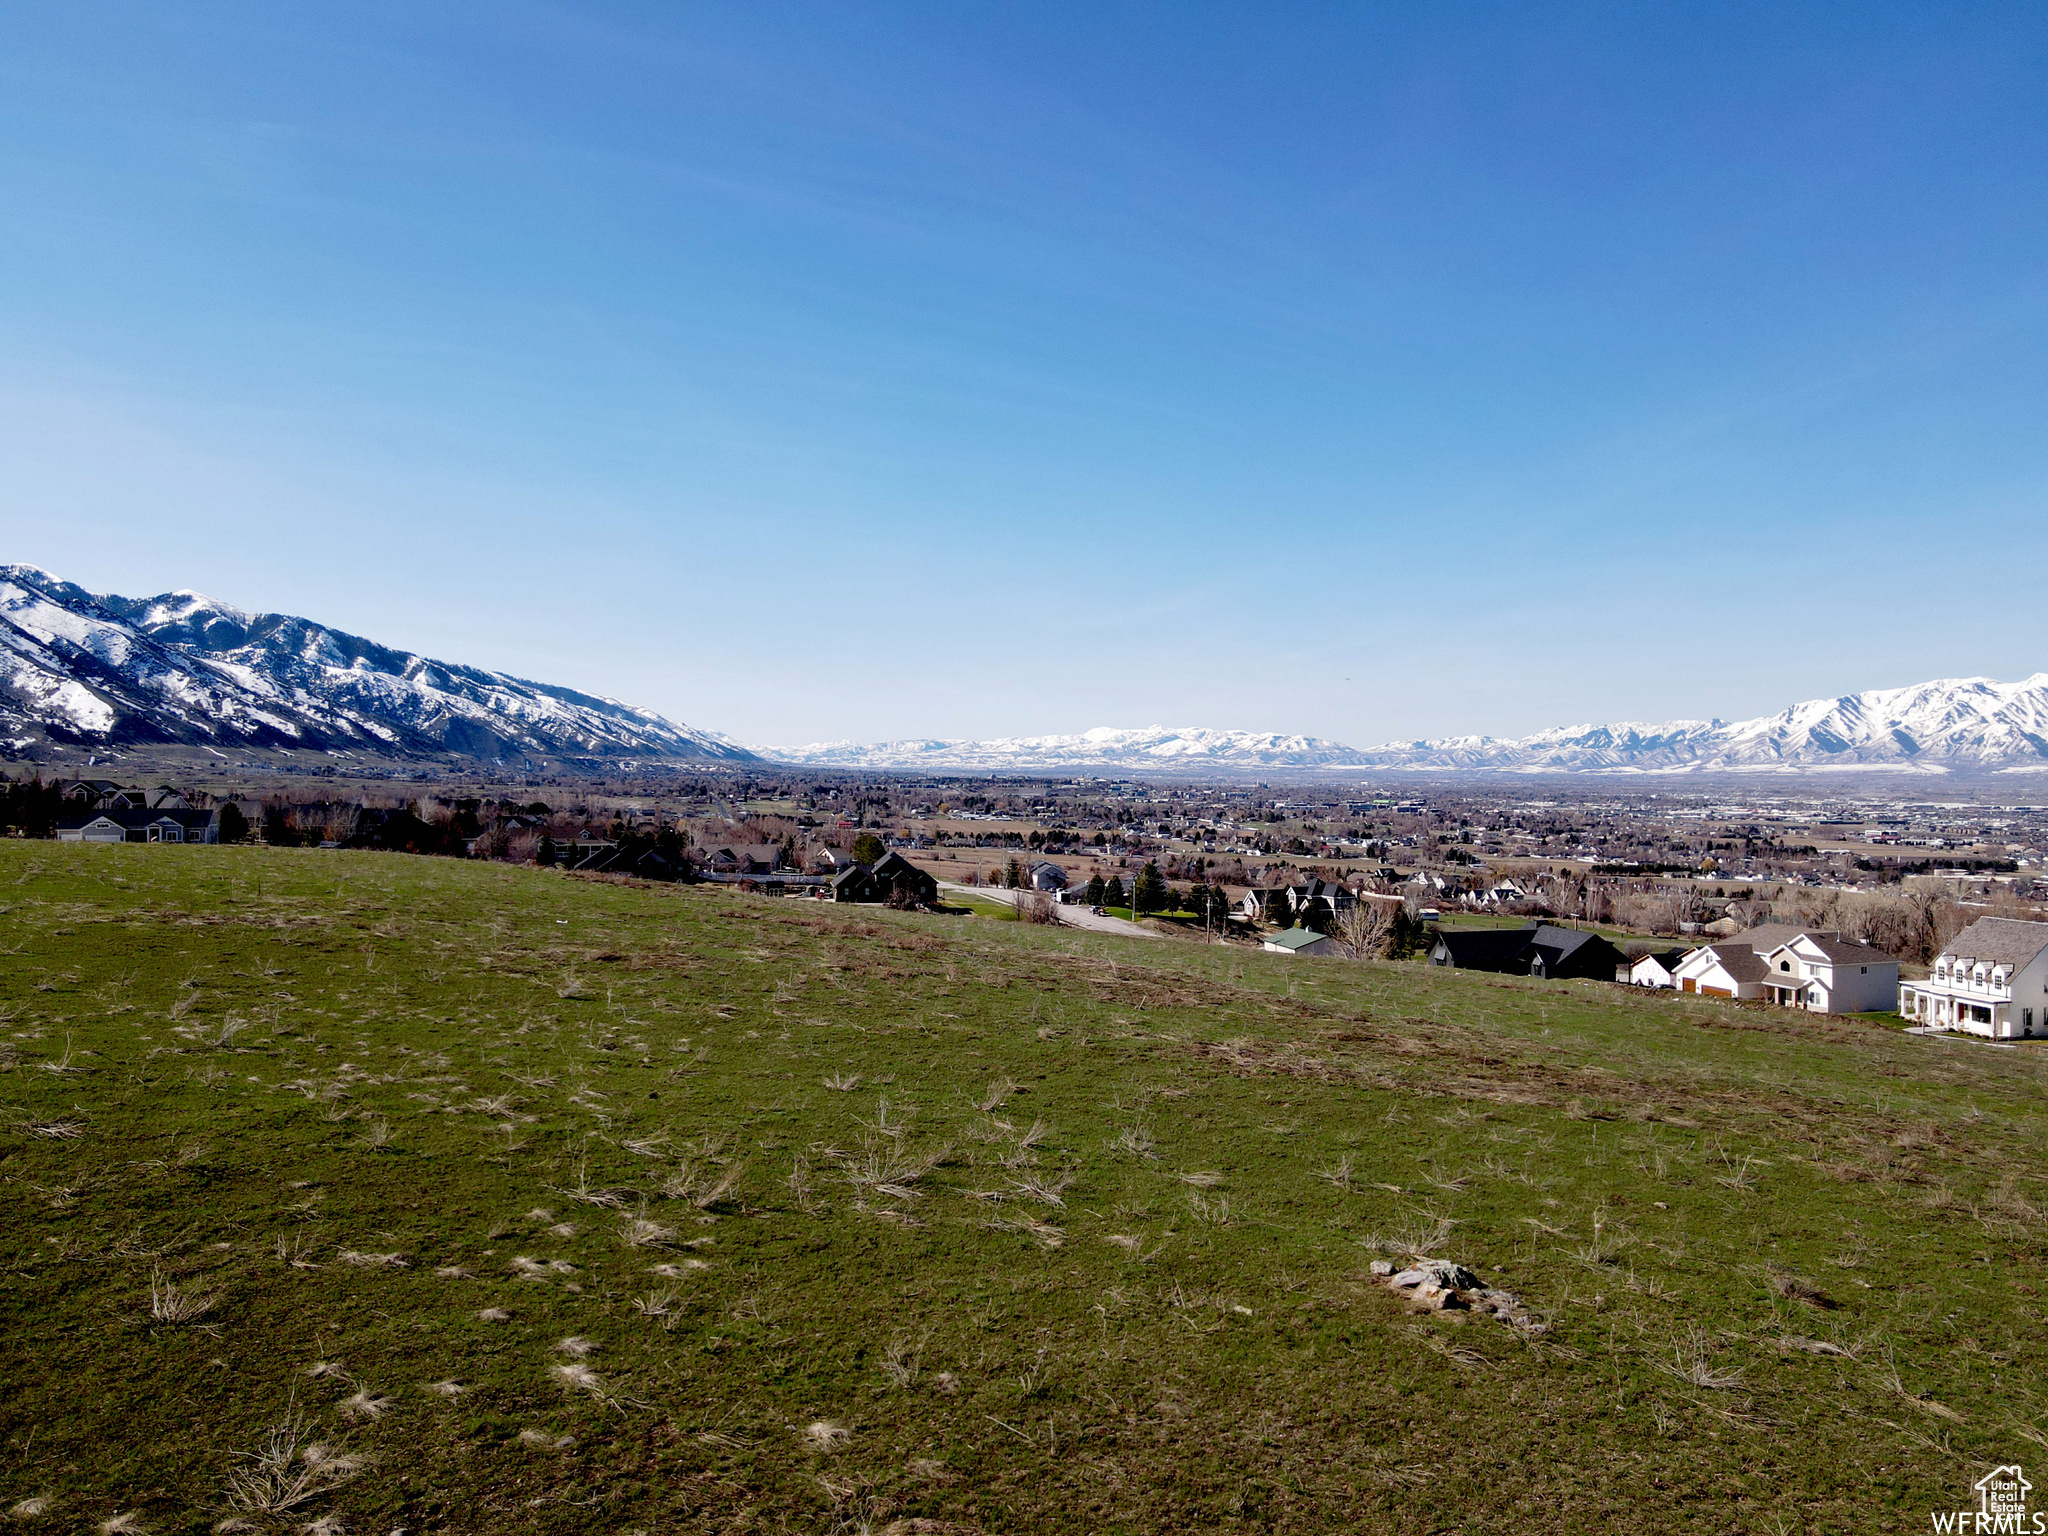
[939,893,1019,922]
[2,842,2044,1533]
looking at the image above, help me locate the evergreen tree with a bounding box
[852,832,886,865]
[537,834,558,868]
[1133,862,1167,914]
[1083,874,1105,905]
[217,802,249,844]
[1387,908,1430,959]
[1004,857,1024,889]
[1263,888,1293,928]
[262,804,298,848]
[1102,876,1126,910]
[2,775,62,838]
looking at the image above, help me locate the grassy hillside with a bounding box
[1,843,2043,1533]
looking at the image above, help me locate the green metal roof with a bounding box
[1265,927,1329,951]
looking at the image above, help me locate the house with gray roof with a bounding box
[1757,933,1898,1014]
[1900,916,2048,1039]
[1027,860,1069,892]
[56,807,219,844]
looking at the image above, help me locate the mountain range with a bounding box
[770,676,2048,777]
[0,565,753,766]
[767,726,1366,773]
[1346,674,2048,775]
[7,562,2048,778]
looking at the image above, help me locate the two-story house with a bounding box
[1756,934,1898,1014]
[1027,861,1069,892]
[1899,917,2048,1039]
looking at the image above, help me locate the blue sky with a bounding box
[3,3,2046,747]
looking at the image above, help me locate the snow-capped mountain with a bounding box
[766,677,2048,777]
[0,565,753,765]
[1349,675,2048,775]
[764,726,1369,773]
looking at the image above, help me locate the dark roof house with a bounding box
[1429,923,1625,982]
[1428,927,1537,974]
[831,852,938,907]
[705,845,786,875]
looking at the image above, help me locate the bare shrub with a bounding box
[1017,891,1063,925]
[222,1409,365,1516]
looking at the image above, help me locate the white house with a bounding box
[56,808,218,844]
[1756,934,1898,1014]
[1899,916,2048,1039]
[1262,927,1339,958]
[1670,941,1768,999]
[1027,861,1069,893]
[1629,947,1692,988]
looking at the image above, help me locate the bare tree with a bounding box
[1017,891,1063,925]
[1335,898,1397,959]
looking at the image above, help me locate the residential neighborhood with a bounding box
[18,767,2048,1033]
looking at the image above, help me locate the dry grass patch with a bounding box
[220,1410,365,1517]
[147,1268,218,1324]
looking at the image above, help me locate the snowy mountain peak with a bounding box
[1349,674,2048,774]
[0,564,753,766]
[763,725,1367,773]
[765,676,2048,777]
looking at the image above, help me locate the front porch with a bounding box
[1763,980,1820,1009]
[1899,985,2027,1038]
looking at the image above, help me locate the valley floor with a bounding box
[1,844,2043,1533]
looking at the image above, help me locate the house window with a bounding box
[1779,960,1791,971]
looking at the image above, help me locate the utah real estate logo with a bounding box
[1935,1466,2039,1534]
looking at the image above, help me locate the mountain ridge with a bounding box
[0,565,753,766]
[763,725,1366,773]
[766,675,2048,776]
[8,562,2045,778]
